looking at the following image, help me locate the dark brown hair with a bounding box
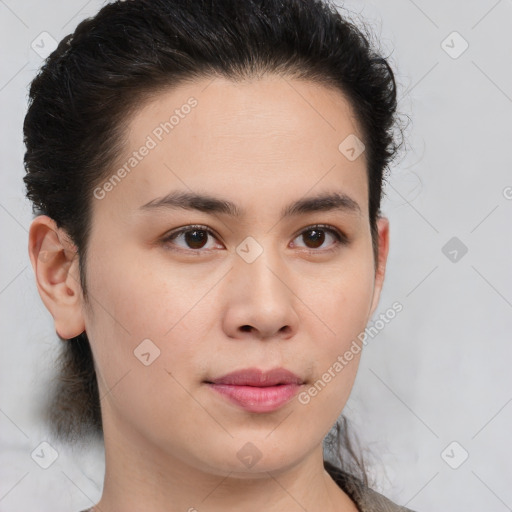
[23,0,403,487]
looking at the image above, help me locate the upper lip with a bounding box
[207,367,303,387]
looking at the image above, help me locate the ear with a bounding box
[28,215,86,339]
[368,216,390,318]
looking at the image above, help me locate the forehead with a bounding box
[93,74,368,219]
[130,74,362,146]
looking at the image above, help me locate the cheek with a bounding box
[82,249,212,440]
[293,270,370,426]
[292,254,374,410]
[84,237,375,392]
[297,253,375,346]
[85,242,210,338]
[82,246,217,394]
[79,234,376,472]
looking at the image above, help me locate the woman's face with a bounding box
[66,75,388,475]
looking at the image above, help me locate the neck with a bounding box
[93,417,358,512]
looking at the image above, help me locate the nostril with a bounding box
[240,325,252,332]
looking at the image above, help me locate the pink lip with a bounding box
[206,368,303,413]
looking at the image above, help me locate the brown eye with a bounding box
[162,225,222,252]
[302,228,326,249]
[183,229,208,249]
[292,225,346,251]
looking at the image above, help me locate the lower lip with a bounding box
[207,383,301,413]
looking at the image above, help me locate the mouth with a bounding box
[205,367,304,413]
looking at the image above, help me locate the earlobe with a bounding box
[28,215,85,339]
[368,216,390,318]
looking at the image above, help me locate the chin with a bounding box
[192,439,309,478]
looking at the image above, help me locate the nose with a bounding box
[221,245,300,341]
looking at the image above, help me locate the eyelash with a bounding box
[161,223,349,254]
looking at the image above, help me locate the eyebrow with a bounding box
[139,190,362,219]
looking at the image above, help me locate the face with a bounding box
[33,74,389,477]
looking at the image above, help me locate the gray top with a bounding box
[325,462,416,512]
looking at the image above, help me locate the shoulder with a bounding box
[325,461,417,512]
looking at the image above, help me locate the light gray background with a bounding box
[1,1,511,511]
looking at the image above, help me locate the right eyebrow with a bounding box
[138,190,362,219]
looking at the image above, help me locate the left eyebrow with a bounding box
[139,190,362,218]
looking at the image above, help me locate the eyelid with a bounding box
[161,224,222,250]
[291,223,347,243]
[161,223,349,252]
[290,223,348,252]
[164,224,218,238]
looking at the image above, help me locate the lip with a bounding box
[206,368,304,413]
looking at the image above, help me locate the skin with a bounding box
[28,74,389,512]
